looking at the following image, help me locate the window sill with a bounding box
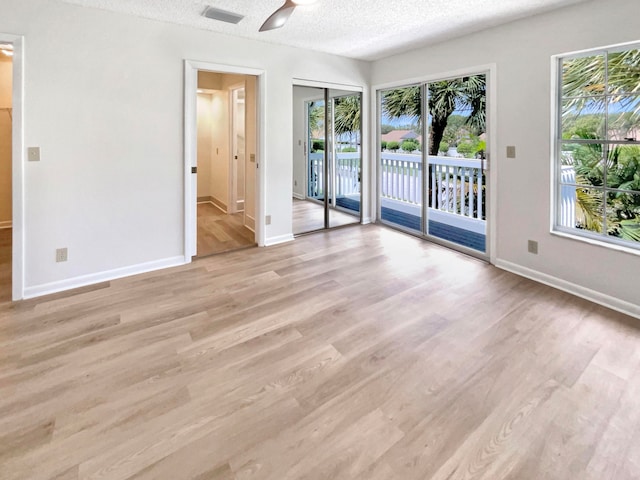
[551,228,640,258]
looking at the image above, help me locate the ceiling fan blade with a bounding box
[259,0,297,32]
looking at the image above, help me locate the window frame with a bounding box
[552,41,640,254]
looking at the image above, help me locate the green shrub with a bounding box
[387,141,400,152]
[401,140,419,153]
[312,140,324,152]
[456,142,476,157]
[439,141,449,154]
[341,147,357,152]
[381,140,387,150]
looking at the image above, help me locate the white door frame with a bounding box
[184,61,265,259]
[1,33,25,301]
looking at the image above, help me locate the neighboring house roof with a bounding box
[381,129,423,144]
[610,127,639,141]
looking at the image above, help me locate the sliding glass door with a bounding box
[379,74,488,257]
[378,84,424,234]
[292,86,362,234]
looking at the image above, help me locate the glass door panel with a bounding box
[426,75,487,253]
[379,85,424,233]
[292,85,325,234]
[329,89,362,228]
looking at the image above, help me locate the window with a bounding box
[554,43,640,249]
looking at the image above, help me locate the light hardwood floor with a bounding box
[197,203,255,257]
[1,225,640,479]
[292,198,359,234]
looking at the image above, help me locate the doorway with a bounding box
[194,71,257,257]
[378,72,490,259]
[292,85,362,235]
[0,41,12,302]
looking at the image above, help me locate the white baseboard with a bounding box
[0,220,11,229]
[212,196,227,213]
[23,256,187,300]
[264,234,295,247]
[495,259,640,320]
[245,214,256,232]
[362,217,372,225]
[292,192,305,200]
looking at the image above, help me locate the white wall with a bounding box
[0,57,11,226]
[0,0,369,295]
[371,0,640,313]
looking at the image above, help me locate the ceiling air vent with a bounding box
[202,6,244,24]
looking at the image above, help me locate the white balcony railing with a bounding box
[308,152,361,199]
[380,152,485,221]
[559,165,576,227]
[307,151,487,224]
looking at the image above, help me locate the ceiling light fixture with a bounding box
[259,0,318,32]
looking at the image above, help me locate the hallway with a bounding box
[197,203,255,257]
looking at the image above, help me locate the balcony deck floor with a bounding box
[381,207,486,252]
[337,197,486,252]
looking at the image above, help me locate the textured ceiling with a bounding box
[60,0,590,61]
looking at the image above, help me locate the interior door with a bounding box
[328,90,362,229]
[292,85,362,234]
[231,86,246,213]
[292,86,325,234]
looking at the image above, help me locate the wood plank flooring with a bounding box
[197,203,255,257]
[1,225,640,479]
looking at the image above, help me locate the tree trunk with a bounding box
[429,116,448,156]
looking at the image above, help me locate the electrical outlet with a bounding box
[265,215,271,225]
[506,146,516,159]
[28,147,41,162]
[56,247,68,262]
[527,240,538,255]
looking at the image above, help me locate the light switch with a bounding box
[28,147,40,162]
[506,146,516,159]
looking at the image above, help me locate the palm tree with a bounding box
[308,102,324,135]
[381,75,486,155]
[562,49,640,129]
[562,49,640,241]
[334,95,361,137]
